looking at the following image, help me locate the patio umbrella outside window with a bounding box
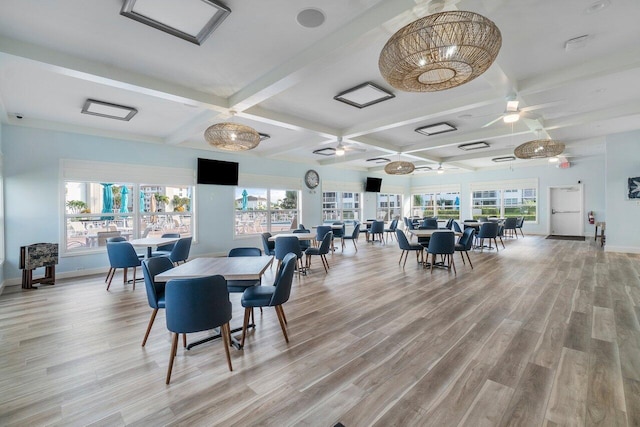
[120,186,129,213]
[101,183,113,220]
[242,189,248,211]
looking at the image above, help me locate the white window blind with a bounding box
[62,159,195,186]
[380,184,404,194]
[411,183,461,194]
[238,173,302,190]
[323,180,364,193]
[469,178,538,192]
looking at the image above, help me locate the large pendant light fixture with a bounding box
[384,154,415,175]
[379,10,502,92]
[514,139,565,159]
[204,111,261,151]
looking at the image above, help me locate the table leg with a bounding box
[187,323,255,350]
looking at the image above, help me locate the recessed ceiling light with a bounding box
[585,0,611,14]
[492,156,516,162]
[312,147,336,156]
[81,99,138,121]
[415,122,457,136]
[334,82,395,109]
[120,0,231,45]
[458,141,490,151]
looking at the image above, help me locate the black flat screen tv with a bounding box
[365,177,382,192]
[197,158,239,186]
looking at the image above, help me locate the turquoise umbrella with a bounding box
[101,183,113,220]
[242,189,248,211]
[140,190,145,212]
[120,186,129,213]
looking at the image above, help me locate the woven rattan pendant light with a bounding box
[384,159,415,175]
[379,10,502,92]
[204,111,261,151]
[514,139,565,159]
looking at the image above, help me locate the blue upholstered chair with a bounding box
[166,237,192,265]
[503,217,518,238]
[141,256,175,346]
[305,231,333,273]
[443,218,454,230]
[106,236,126,243]
[384,219,399,242]
[455,228,475,269]
[477,222,500,251]
[292,228,311,251]
[151,233,180,257]
[261,232,276,256]
[315,225,332,246]
[396,229,424,267]
[332,222,346,251]
[165,275,233,383]
[426,231,456,274]
[227,247,262,293]
[420,218,438,229]
[240,253,296,347]
[274,236,303,277]
[516,216,525,237]
[105,242,142,290]
[367,220,385,244]
[452,220,463,233]
[342,222,361,252]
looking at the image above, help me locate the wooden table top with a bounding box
[409,229,461,237]
[268,233,315,241]
[155,256,274,281]
[128,237,180,247]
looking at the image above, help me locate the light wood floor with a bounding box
[1,234,639,426]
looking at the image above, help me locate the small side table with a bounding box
[594,222,606,247]
[20,243,58,289]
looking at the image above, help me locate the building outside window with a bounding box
[411,191,460,219]
[470,179,537,221]
[322,191,361,224]
[234,188,298,236]
[376,193,402,222]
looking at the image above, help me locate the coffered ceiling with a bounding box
[1,0,639,174]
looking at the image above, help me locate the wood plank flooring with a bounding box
[1,235,639,426]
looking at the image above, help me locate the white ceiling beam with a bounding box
[441,147,515,162]
[543,100,640,131]
[164,110,225,145]
[241,106,338,139]
[0,36,228,111]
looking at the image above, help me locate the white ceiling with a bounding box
[1,0,639,174]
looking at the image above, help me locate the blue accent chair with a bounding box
[452,220,463,233]
[477,222,500,251]
[420,218,438,229]
[274,236,303,277]
[503,217,518,238]
[455,228,475,269]
[396,229,424,267]
[151,233,180,257]
[332,222,346,251]
[305,231,333,273]
[165,275,233,383]
[106,236,126,243]
[292,228,311,251]
[367,220,385,243]
[516,216,525,237]
[384,219,399,242]
[166,237,192,265]
[426,231,456,274]
[106,242,142,290]
[261,232,276,256]
[227,247,262,293]
[315,225,332,246]
[342,223,361,252]
[240,253,296,347]
[141,256,175,346]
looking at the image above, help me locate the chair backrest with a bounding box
[516,216,525,227]
[427,231,455,255]
[370,220,384,233]
[165,275,231,334]
[388,219,398,231]
[292,229,311,249]
[169,237,192,263]
[477,221,499,238]
[106,236,126,243]
[298,224,307,231]
[142,256,175,309]
[445,218,454,230]
[395,229,413,250]
[157,233,180,251]
[261,232,275,253]
[504,217,518,229]
[421,219,438,229]
[316,225,332,242]
[332,222,345,237]
[228,247,262,257]
[478,216,489,222]
[452,221,463,233]
[275,236,302,260]
[407,220,415,230]
[106,241,141,268]
[270,253,296,306]
[318,231,333,255]
[458,227,475,250]
[351,223,361,239]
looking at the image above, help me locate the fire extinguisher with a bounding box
[588,211,595,224]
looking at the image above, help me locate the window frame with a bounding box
[233,187,300,237]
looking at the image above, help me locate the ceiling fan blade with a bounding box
[482,116,503,128]
[520,100,566,112]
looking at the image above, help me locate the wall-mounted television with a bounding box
[197,158,239,186]
[365,177,382,192]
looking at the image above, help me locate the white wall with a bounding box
[605,130,640,253]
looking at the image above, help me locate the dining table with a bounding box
[268,233,315,242]
[156,255,274,350]
[129,236,181,258]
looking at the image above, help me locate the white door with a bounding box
[549,186,583,236]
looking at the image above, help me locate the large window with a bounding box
[62,159,195,254]
[411,190,460,219]
[322,191,361,223]
[471,179,537,221]
[376,193,402,221]
[234,187,298,236]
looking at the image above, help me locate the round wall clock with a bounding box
[304,169,320,189]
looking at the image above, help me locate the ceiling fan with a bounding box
[321,137,367,156]
[481,97,563,128]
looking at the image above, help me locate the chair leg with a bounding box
[275,305,289,343]
[402,251,409,268]
[459,251,466,265]
[106,268,116,290]
[499,236,505,249]
[183,333,187,348]
[142,308,158,346]
[352,239,358,252]
[132,267,136,290]
[280,305,288,325]
[450,255,456,275]
[465,251,473,269]
[321,255,328,273]
[241,307,251,347]
[430,254,435,273]
[105,267,113,283]
[123,267,128,284]
[166,332,179,384]
[221,323,233,371]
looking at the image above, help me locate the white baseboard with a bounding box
[605,245,640,254]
